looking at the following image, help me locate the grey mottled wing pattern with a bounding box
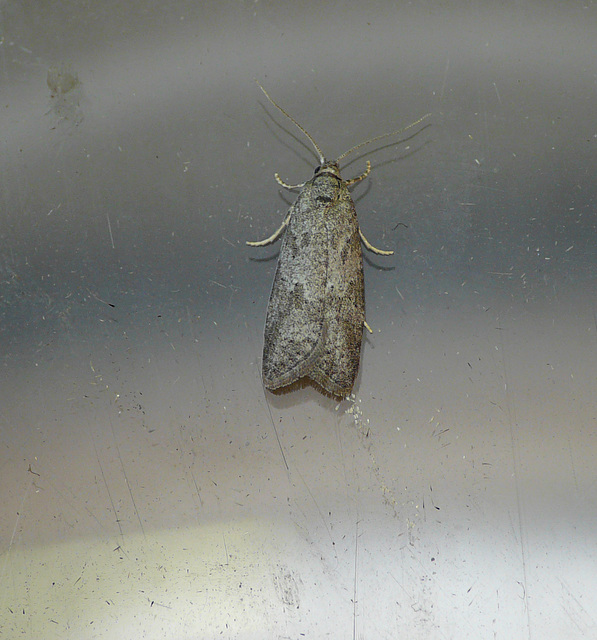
[261,169,365,397]
[262,183,329,390]
[309,186,364,397]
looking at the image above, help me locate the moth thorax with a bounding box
[314,160,341,179]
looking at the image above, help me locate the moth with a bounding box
[248,83,428,398]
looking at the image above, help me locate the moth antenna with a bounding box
[336,113,431,163]
[255,79,326,165]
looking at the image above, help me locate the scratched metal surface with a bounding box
[1,1,596,639]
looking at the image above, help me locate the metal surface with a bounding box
[1,2,596,638]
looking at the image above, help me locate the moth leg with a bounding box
[275,173,305,190]
[359,229,394,256]
[246,211,292,247]
[345,161,371,187]
[363,320,373,334]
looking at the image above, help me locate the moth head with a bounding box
[314,160,341,178]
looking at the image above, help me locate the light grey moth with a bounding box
[248,83,429,398]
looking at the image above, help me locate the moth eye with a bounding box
[314,166,321,173]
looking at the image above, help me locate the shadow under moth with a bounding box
[248,83,428,398]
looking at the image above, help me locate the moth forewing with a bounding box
[260,170,331,390]
[308,182,365,397]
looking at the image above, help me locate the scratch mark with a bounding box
[292,463,338,561]
[87,288,115,308]
[264,397,289,471]
[222,534,229,565]
[566,433,579,493]
[109,416,146,538]
[493,81,502,105]
[439,57,450,102]
[190,469,204,509]
[497,326,532,635]
[92,435,124,539]
[3,480,32,574]
[559,577,597,630]
[353,518,360,640]
[106,214,115,249]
